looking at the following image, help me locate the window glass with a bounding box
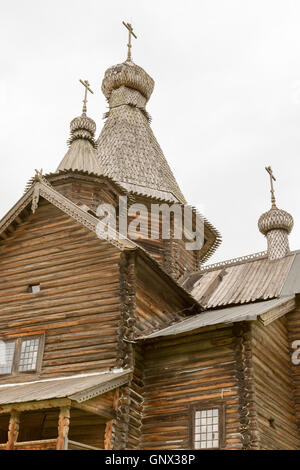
[194,408,219,449]
[0,341,16,374]
[18,337,40,372]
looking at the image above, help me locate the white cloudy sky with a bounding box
[0,0,299,263]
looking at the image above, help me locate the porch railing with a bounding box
[0,439,100,450]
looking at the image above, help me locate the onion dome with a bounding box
[258,206,294,236]
[102,61,154,103]
[258,167,293,260]
[57,80,102,176]
[96,23,186,202]
[68,114,97,148]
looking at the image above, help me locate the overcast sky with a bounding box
[0,0,299,264]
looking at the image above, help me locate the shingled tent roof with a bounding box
[96,60,186,204]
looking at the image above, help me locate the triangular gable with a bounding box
[0,181,136,252]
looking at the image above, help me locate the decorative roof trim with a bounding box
[0,181,136,251]
[0,186,35,235]
[200,250,268,273]
[69,373,131,403]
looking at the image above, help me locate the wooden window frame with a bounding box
[0,333,45,377]
[189,401,226,450]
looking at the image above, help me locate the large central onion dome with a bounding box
[96,59,186,203]
[102,61,154,103]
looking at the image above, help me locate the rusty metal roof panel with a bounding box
[0,370,131,405]
[189,254,295,308]
[139,296,295,339]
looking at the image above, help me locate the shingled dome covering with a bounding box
[96,60,186,203]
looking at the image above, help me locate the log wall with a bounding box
[0,199,122,382]
[287,300,300,437]
[140,324,242,450]
[251,317,300,449]
[134,256,195,337]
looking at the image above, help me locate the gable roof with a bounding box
[0,180,135,251]
[0,179,201,313]
[183,251,299,309]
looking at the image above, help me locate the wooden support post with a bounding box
[6,411,20,450]
[104,420,113,450]
[56,406,70,450]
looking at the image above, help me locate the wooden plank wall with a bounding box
[251,317,300,449]
[50,176,120,212]
[52,178,199,281]
[140,325,242,450]
[0,199,121,382]
[134,257,194,337]
[127,196,198,280]
[287,301,300,437]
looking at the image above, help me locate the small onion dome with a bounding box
[101,61,155,102]
[68,114,97,148]
[258,205,294,235]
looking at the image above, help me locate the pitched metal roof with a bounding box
[184,251,297,308]
[138,296,296,339]
[0,370,131,405]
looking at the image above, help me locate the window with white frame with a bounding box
[0,335,44,375]
[192,406,222,449]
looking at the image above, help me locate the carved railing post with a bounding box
[6,411,20,450]
[56,406,70,450]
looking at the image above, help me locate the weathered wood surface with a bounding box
[140,325,242,450]
[0,200,121,382]
[134,256,196,338]
[287,301,300,436]
[251,317,300,449]
[56,406,70,450]
[6,412,20,450]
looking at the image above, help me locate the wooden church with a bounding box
[0,24,300,450]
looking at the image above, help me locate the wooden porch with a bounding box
[0,392,119,450]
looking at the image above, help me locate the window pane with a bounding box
[0,341,15,374]
[194,408,220,449]
[18,338,40,372]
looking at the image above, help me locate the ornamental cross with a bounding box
[265,166,276,207]
[79,79,93,115]
[122,21,137,61]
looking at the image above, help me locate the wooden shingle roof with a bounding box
[96,61,186,204]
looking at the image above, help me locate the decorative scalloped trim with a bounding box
[200,250,268,272]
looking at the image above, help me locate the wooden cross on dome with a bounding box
[122,21,137,62]
[79,79,94,115]
[265,166,277,207]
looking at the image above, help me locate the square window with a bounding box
[28,284,40,294]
